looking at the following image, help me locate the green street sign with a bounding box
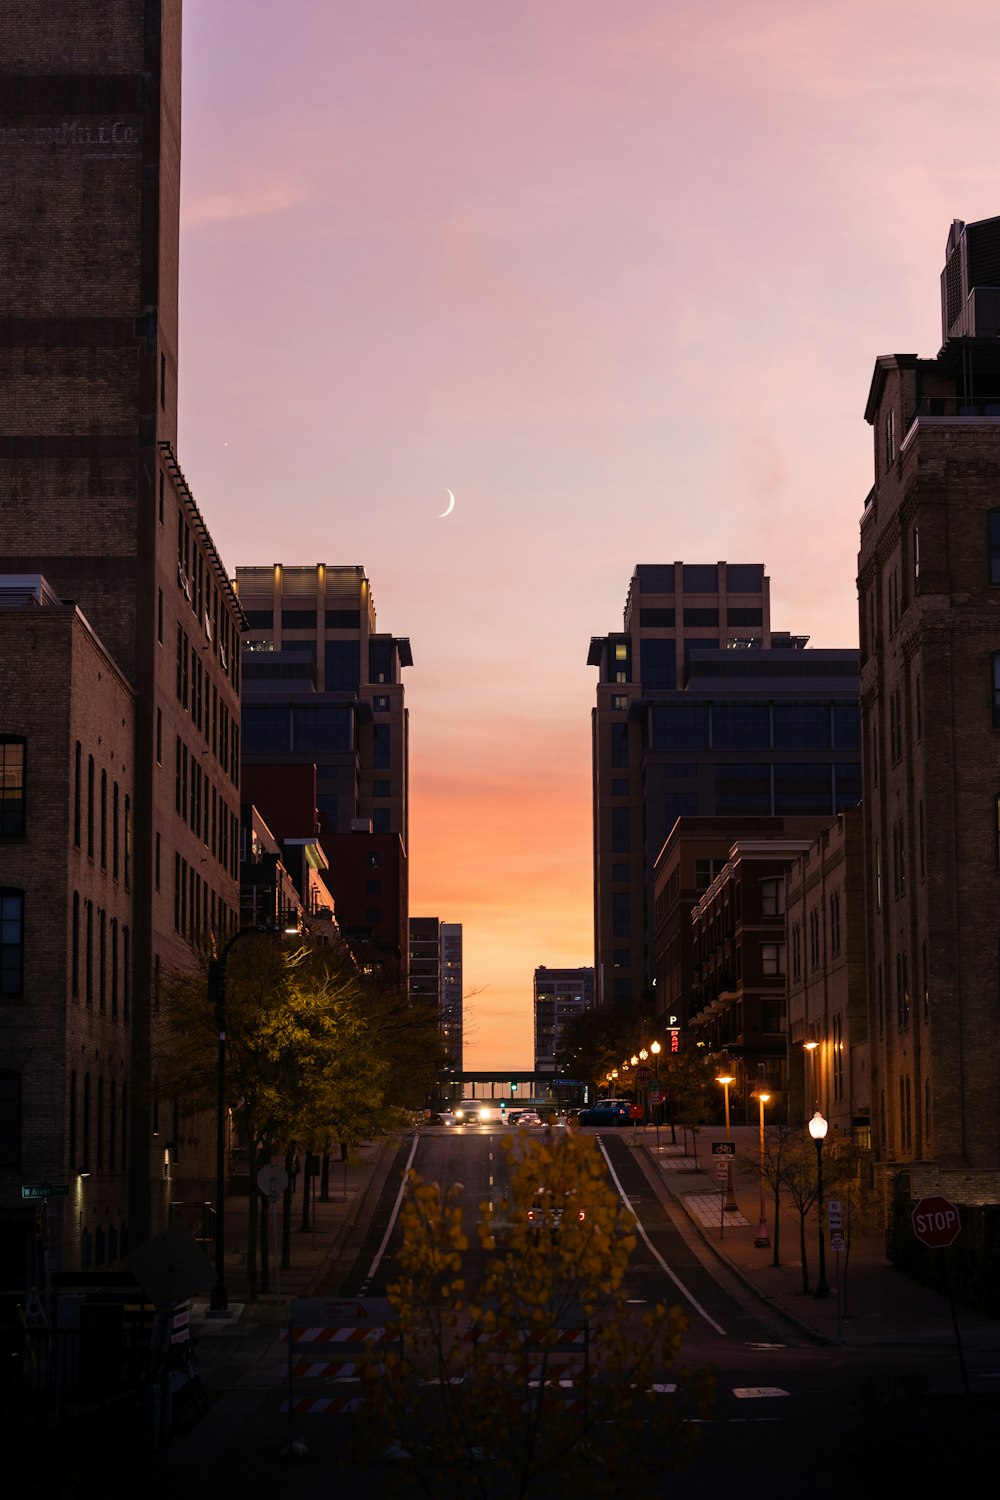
[21,1184,69,1200]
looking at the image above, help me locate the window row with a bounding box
[174,855,236,948]
[176,502,240,693]
[68,1069,128,1175]
[650,701,860,752]
[72,743,131,883]
[789,891,843,982]
[174,736,239,876]
[176,622,240,786]
[71,893,130,1020]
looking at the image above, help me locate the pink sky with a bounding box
[177,1,1000,1067]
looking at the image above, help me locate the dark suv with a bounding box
[577,1101,630,1126]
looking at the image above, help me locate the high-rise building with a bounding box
[859,214,1000,1186]
[237,565,412,982]
[589,564,860,1027]
[409,918,463,1077]
[0,4,243,1270]
[533,967,594,1075]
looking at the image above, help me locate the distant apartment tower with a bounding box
[859,214,1000,1187]
[589,564,860,1027]
[0,4,243,1275]
[236,565,412,983]
[534,967,595,1075]
[409,918,463,1074]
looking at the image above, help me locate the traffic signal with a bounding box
[500,1100,507,1114]
[510,1082,519,1093]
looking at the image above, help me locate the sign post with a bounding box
[827,1199,844,1336]
[911,1195,967,1394]
[712,1143,736,1238]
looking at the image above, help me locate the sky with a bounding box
[177,0,1000,1069]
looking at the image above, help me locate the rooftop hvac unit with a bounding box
[351,817,373,833]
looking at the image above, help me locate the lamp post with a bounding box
[206,921,294,1313]
[650,1040,662,1148]
[716,1071,738,1212]
[752,1089,771,1247]
[803,1039,819,1121]
[809,1110,830,1298]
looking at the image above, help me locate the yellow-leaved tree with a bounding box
[358,1128,712,1496]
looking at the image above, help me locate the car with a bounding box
[527,1187,586,1234]
[505,1109,525,1125]
[515,1110,543,1128]
[577,1101,631,1126]
[435,1111,457,1127]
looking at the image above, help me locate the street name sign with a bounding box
[21,1184,69,1199]
[912,1195,961,1249]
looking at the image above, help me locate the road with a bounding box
[324,1125,1000,1495]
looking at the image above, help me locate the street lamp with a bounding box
[803,1039,819,1120]
[752,1089,771,1247]
[206,921,294,1313]
[716,1071,738,1212]
[808,1110,830,1298]
[649,1040,661,1148]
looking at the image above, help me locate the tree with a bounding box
[159,938,439,1299]
[740,1121,801,1268]
[663,1049,715,1167]
[359,1131,712,1495]
[780,1132,821,1294]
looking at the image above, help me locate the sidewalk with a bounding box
[634,1122,1000,1355]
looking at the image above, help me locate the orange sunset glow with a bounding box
[175,0,1000,1065]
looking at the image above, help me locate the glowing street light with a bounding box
[752,1089,771,1247]
[808,1110,831,1298]
[716,1070,738,1212]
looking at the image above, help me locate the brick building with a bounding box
[859,214,1000,1195]
[785,809,868,1140]
[0,3,243,1271]
[0,585,134,1282]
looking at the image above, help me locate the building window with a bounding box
[993,654,1000,728]
[611,694,629,711]
[914,671,922,740]
[874,840,882,911]
[885,405,895,468]
[0,1071,20,1170]
[761,942,785,976]
[912,523,920,581]
[896,950,910,1028]
[72,891,80,998]
[829,892,841,956]
[85,900,93,1006]
[87,755,95,857]
[918,801,925,879]
[1,890,24,999]
[990,510,1000,585]
[791,922,801,982]
[612,891,631,940]
[611,807,630,855]
[808,909,821,968]
[760,878,785,917]
[372,808,390,833]
[124,797,131,890]
[0,738,26,838]
[74,741,82,845]
[373,695,390,712]
[892,819,906,898]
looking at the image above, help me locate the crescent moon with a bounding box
[439,489,455,518]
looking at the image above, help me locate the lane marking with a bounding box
[597,1136,728,1336]
[361,1134,419,1286]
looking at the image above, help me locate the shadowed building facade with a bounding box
[0,3,243,1274]
[236,564,412,987]
[590,563,860,1038]
[859,214,1000,1196]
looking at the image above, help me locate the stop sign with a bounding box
[911,1195,961,1249]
